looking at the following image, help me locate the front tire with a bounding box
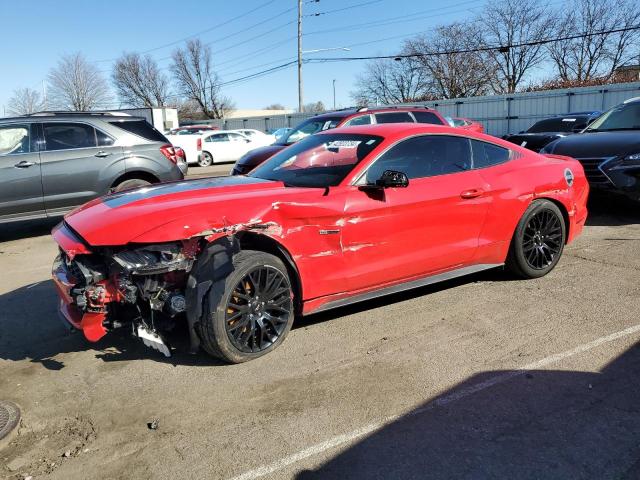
[197,250,295,363]
[198,152,213,167]
[506,199,566,279]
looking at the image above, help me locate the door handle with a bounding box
[460,188,484,199]
[14,160,36,168]
[95,151,112,158]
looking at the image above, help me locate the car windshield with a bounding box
[281,117,343,144]
[527,117,588,133]
[249,133,383,188]
[586,102,640,131]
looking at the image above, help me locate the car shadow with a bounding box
[0,218,60,242]
[586,192,640,227]
[296,340,640,479]
[1,269,508,369]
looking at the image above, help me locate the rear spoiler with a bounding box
[541,153,576,162]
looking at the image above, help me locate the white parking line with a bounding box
[229,323,640,480]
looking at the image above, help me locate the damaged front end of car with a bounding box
[52,222,210,357]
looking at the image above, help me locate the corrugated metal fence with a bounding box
[188,81,640,137]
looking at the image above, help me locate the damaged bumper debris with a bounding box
[52,222,203,357]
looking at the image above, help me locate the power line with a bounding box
[309,24,640,62]
[94,0,278,63]
[304,0,383,17]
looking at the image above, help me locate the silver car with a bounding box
[0,112,187,223]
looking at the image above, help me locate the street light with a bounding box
[332,79,336,110]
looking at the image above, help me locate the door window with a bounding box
[43,123,97,151]
[364,135,472,183]
[374,112,414,124]
[206,133,229,142]
[412,111,444,125]
[228,133,248,142]
[0,124,30,155]
[344,114,372,126]
[471,140,513,169]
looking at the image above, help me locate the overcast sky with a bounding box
[0,0,501,113]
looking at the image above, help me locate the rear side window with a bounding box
[0,123,30,155]
[43,122,97,151]
[412,111,444,125]
[206,133,229,142]
[96,129,115,146]
[375,112,414,124]
[109,120,168,143]
[471,140,512,169]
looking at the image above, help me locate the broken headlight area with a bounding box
[112,243,194,275]
[53,241,200,357]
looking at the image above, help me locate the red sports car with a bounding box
[52,123,588,363]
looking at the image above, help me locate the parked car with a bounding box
[0,112,186,224]
[540,98,640,200]
[451,117,484,133]
[166,125,218,135]
[230,106,450,175]
[234,128,276,147]
[503,112,600,152]
[165,130,254,167]
[52,122,588,362]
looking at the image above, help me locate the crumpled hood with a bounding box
[545,130,640,158]
[64,176,309,246]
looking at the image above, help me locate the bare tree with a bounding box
[548,0,640,82]
[7,87,44,115]
[405,22,496,99]
[351,56,432,105]
[264,103,286,110]
[47,52,111,110]
[112,53,170,107]
[171,39,234,119]
[479,0,555,93]
[303,101,326,113]
[175,99,204,120]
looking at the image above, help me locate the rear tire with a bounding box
[506,199,566,279]
[197,250,295,363]
[111,178,151,193]
[199,152,213,167]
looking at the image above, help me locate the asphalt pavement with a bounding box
[1,192,639,480]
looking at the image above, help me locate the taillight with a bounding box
[197,138,202,151]
[175,147,186,160]
[160,144,178,164]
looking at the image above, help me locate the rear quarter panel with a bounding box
[474,151,588,264]
[123,143,183,182]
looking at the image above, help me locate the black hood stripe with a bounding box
[103,176,272,208]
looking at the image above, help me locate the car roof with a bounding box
[319,122,457,137]
[306,105,440,122]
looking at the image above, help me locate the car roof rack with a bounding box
[356,104,432,112]
[26,111,132,117]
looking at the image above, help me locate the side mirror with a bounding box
[376,170,409,188]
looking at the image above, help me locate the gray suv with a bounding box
[0,112,187,223]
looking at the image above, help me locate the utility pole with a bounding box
[42,80,48,110]
[332,79,336,110]
[297,0,303,113]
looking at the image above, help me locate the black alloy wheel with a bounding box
[506,199,566,279]
[522,208,564,270]
[225,265,292,353]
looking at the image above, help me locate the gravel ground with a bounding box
[1,192,639,480]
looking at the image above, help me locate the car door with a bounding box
[39,121,121,215]
[227,132,253,160]
[342,134,491,292]
[0,122,45,221]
